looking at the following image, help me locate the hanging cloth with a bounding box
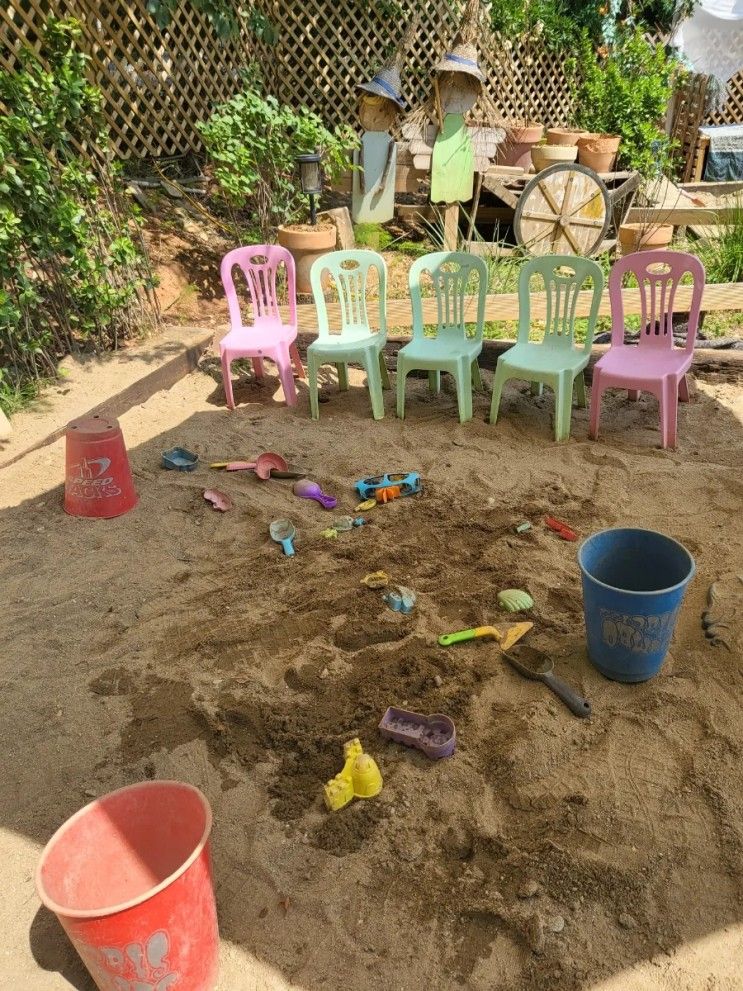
[673,0,743,102]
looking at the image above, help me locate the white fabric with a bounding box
[674,0,743,85]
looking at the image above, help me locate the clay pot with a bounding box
[277,223,336,294]
[618,223,674,255]
[546,128,588,147]
[531,143,578,172]
[497,124,544,170]
[577,133,621,174]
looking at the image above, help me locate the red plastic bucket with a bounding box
[36,781,219,991]
[64,414,138,518]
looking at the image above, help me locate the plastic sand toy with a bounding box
[355,472,421,500]
[497,589,534,612]
[362,571,390,589]
[376,485,401,504]
[203,489,233,512]
[355,499,377,512]
[270,519,296,556]
[503,645,592,718]
[438,622,533,652]
[545,515,578,541]
[293,479,337,509]
[383,585,416,614]
[224,452,288,479]
[378,707,456,759]
[515,522,532,534]
[324,738,383,811]
[162,447,198,472]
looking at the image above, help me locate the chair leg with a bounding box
[252,357,265,381]
[396,360,408,419]
[471,360,483,391]
[575,371,587,409]
[489,363,509,426]
[455,358,473,423]
[290,342,305,379]
[628,389,640,401]
[678,374,690,402]
[336,363,348,391]
[364,349,385,420]
[308,352,321,420]
[531,381,544,397]
[588,369,603,440]
[428,370,441,394]
[555,373,574,442]
[221,351,235,410]
[378,350,391,389]
[659,376,679,449]
[277,346,298,407]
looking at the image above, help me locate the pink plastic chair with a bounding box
[219,245,304,408]
[589,250,705,449]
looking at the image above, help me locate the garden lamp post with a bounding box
[297,153,322,225]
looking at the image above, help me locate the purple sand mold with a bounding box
[378,706,456,759]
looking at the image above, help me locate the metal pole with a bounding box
[309,193,317,225]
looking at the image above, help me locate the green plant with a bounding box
[569,27,681,175]
[693,201,743,284]
[145,0,278,41]
[0,18,157,413]
[198,82,357,239]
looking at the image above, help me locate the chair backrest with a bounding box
[608,250,705,354]
[310,250,387,339]
[409,251,488,343]
[517,254,604,353]
[220,244,296,331]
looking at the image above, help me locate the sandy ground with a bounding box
[1,358,742,991]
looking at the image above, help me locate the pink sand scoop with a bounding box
[293,478,337,510]
[225,451,288,479]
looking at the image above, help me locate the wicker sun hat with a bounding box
[434,0,485,82]
[357,61,405,109]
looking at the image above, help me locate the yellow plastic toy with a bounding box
[323,738,383,811]
[361,570,390,589]
[355,498,377,512]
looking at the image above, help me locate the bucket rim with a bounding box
[35,779,212,919]
[578,527,695,597]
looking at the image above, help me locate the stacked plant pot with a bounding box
[576,133,621,173]
[498,123,545,170]
[530,128,584,173]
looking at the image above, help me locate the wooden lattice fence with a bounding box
[1,0,578,159]
[2,0,743,163]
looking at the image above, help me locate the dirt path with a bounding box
[1,362,742,990]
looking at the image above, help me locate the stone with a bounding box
[618,912,637,930]
[518,879,540,899]
[434,674,443,687]
[548,915,565,933]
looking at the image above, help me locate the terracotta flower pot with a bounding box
[618,223,674,255]
[277,223,336,294]
[546,128,588,147]
[577,133,621,174]
[497,124,544,171]
[531,143,578,172]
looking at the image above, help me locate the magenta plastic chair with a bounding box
[219,245,304,408]
[589,250,705,449]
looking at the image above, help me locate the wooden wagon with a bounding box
[480,163,642,256]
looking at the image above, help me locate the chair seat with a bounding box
[221,321,297,354]
[499,342,589,376]
[309,329,382,353]
[399,335,481,365]
[594,346,692,384]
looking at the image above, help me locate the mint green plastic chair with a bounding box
[308,250,390,420]
[397,251,488,423]
[489,255,604,442]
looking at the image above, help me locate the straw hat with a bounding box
[357,16,419,110]
[357,62,405,109]
[434,0,485,82]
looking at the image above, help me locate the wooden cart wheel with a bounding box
[514,163,611,256]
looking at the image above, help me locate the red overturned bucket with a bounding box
[64,414,138,518]
[36,781,219,991]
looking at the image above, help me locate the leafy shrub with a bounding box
[693,201,743,284]
[0,18,157,412]
[198,81,357,239]
[569,28,681,176]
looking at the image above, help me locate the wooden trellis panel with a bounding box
[3,0,673,160]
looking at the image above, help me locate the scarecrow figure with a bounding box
[353,20,417,224]
[430,0,486,204]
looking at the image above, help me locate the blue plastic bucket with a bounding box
[578,528,695,682]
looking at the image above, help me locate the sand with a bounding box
[1,358,742,991]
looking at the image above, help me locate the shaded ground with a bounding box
[1,360,742,990]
